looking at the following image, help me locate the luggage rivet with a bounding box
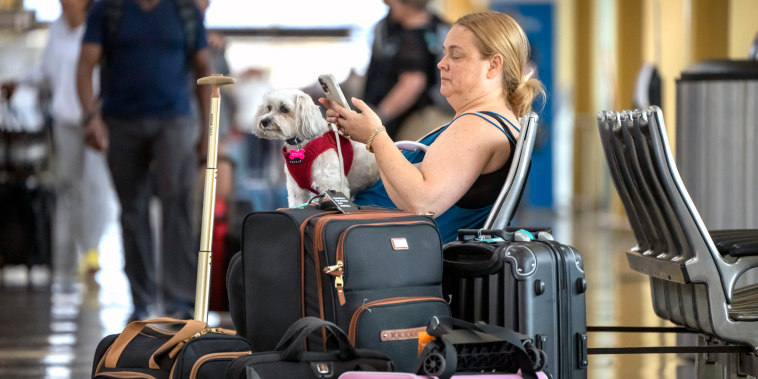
[576,278,587,293]
[534,280,545,295]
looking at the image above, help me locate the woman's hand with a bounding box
[318,97,384,144]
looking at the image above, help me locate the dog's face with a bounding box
[252,89,326,142]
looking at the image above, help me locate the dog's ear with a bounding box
[295,91,325,139]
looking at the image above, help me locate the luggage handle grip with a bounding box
[442,247,503,277]
[104,317,207,369]
[277,317,358,362]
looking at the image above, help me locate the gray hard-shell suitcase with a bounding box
[439,112,587,379]
[442,229,588,379]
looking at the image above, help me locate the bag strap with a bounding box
[427,316,538,379]
[442,245,502,277]
[275,317,358,362]
[443,229,511,277]
[104,317,206,369]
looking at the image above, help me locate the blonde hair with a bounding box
[454,11,545,117]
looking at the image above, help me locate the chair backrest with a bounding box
[598,106,758,350]
[483,112,539,230]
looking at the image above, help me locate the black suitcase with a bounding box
[442,228,588,379]
[227,200,450,371]
[0,179,53,268]
[91,318,252,378]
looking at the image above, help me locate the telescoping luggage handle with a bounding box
[194,74,235,323]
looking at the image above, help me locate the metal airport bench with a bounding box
[596,106,758,374]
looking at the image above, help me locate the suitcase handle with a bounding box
[104,317,206,369]
[276,317,359,362]
[457,228,510,241]
[457,227,554,242]
[442,244,503,277]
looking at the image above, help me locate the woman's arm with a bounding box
[323,97,509,216]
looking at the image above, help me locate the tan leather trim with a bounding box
[305,210,420,350]
[347,296,445,344]
[148,320,206,369]
[188,351,251,379]
[380,326,427,342]
[103,317,206,369]
[92,371,156,378]
[299,213,328,319]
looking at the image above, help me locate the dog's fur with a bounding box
[252,89,379,207]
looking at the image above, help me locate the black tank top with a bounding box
[455,111,518,209]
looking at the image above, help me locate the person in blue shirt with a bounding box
[76,0,211,321]
[321,11,544,243]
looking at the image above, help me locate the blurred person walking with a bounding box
[364,0,451,140]
[76,0,211,321]
[3,0,117,291]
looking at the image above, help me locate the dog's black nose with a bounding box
[261,118,270,127]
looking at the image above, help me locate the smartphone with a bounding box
[318,74,351,110]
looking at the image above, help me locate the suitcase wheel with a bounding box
[420,351,446,377]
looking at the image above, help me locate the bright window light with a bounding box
[25,0,60,22]
[25,0,388,30]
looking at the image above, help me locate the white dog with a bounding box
[252,89,380,207]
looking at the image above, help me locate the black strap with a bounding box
[443,229,517,277]
[275,317,358,362]
[102,0,198,62]
[479,110,518,147]
[173,0,197,56]
[442,244,503,277]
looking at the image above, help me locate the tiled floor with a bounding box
[0,206,697,378]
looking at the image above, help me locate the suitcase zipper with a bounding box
[347,296,446,345]
[541,240,572,377]
[324,220,437,306]
[166,328,240,378]
[187,350,252,379]
[167,327,236,359]
[310,211,417,315]
[299,212,338,320]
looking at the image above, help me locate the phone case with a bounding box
[318,73,351,110]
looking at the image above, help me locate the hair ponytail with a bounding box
[508,75,545,118]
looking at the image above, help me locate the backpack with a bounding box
[101,0,199,60]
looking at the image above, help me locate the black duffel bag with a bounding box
[225,317,393,378]
[92,317,252,378]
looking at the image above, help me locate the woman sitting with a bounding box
[320,11,544,243]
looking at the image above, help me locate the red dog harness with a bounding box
[282,132,354,194]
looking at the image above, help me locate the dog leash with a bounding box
[329,122,348,192]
